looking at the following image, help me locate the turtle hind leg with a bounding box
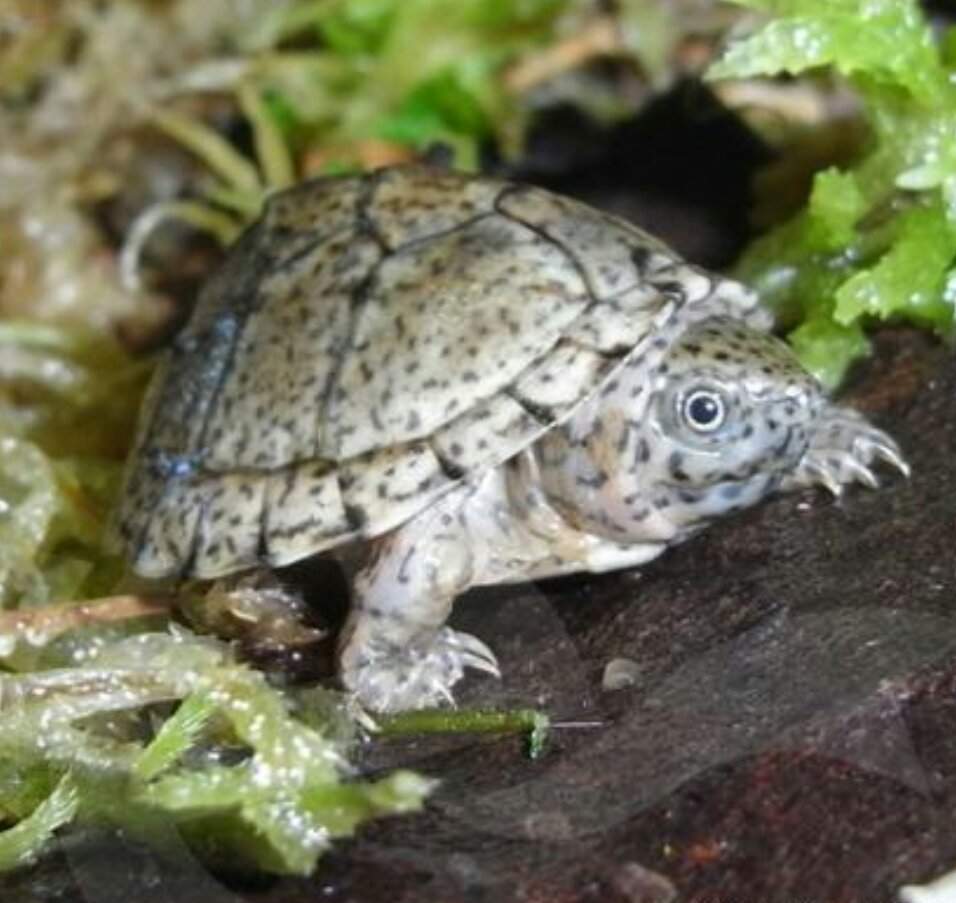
[337,485,500,713]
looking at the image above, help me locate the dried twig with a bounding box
[503,15,622,95]
[0,595,172,649]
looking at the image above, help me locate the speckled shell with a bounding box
[114,165,769,579]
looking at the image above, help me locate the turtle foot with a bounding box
[788,406,909,496]
[340,626,500,713]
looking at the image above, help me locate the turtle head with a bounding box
[645,316,822,529]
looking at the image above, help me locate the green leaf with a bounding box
[133,691,218,782]
[0,631,435,877]
[376,68,491,145]
[706,2,946,104]
[892,115,956,214]
[315,0,397,56]
[710,0,956,385]
[805,168,867,252]
[463,0,568,30]
[300,770,436,835]
[834,201,956,331]
[150,109,262,196]
[133,662,431,875]
[376,706,551,758]
[787,317,870,389]
[0,762,61,823]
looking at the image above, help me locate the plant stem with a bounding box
[375,707,552,759]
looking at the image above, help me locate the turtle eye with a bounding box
[682,389,726,433]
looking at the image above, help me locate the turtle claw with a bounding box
[801,458,845,497]
[786,405,909,496]
[454,631,501,677]
[341,626,501,713]
[859,435,910,478]
[843,455,881,490]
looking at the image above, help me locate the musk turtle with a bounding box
[114,165,908,712]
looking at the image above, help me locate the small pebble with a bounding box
[611,861,677,903]
[899,867,956,903]
[602,657,641,691]
[522,810,574,841]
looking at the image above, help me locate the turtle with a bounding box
[113,164,908,712]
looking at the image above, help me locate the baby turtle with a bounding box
[114,165,908,712]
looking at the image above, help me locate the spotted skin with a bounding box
[532,316,823,542]
[338,316,905,712]
[111,165,907,712]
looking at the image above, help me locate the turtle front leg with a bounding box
[337,484,500,713]
[338,457,666,711]
[781,403,909,496]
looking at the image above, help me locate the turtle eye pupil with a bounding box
[684,391,725,432]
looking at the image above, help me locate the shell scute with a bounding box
[509,338,618,411]
[366,166,505,249]
[263,174,363,261]
[428,391,551,477]
[336,441,457,538]
[324,212,590,459]
[129,479,203,578]
[496,184,669,299]
[203,232,384,470]
[263,462,352,570]
[194,472,266,575]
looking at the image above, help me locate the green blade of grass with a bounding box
[237,82,296,190]
[0,773,78,873]
[150,109,263,196]
[133,691,218,782]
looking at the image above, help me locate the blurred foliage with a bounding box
[240,0,676,168]
[708,0,956,387]
[0,324,143,611]
[122,0,683,258]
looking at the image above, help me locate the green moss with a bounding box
[708,0,956,387]
[0,634,434,875]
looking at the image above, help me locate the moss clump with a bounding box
[708,0,956,386]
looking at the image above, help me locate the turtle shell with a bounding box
[114,165,769,579]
